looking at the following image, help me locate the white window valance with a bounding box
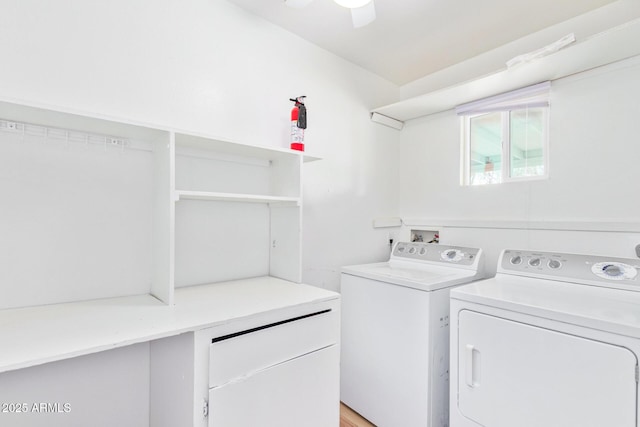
[455,81,551,116]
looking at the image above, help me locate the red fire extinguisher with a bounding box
[289,96,307,151]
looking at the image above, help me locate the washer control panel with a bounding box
[392,242,480,266]
[591,262,638,280]
[500,249,640,290]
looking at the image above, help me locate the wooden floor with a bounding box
[340,402,376,427]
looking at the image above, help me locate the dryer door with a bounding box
[457,310,637,427]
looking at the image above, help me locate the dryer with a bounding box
[450,249,640,427]
[341,242,484,427]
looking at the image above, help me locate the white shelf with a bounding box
[0,277,339,374]
[0,97,169,142]
[0,97,309,306]
[175,130,314,160]
[373,18,640,121]
[175,190,300,206]
[174,131,321,166]
[402,218,640,233]
[303,153,322,163]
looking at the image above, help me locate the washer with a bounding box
[450,249,640,427]
[341,242,485,427]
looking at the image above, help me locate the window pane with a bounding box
[510,108,545,178]
[469,112,502,185]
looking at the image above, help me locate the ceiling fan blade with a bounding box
[350,1,376,28]
[284,0,314,8]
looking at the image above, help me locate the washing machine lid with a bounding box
[451,273,640,339]
[341,242,485,292]
[342,261,482,291]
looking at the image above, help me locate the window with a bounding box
[458,82,550,185]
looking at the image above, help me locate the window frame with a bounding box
[461,105,550,186]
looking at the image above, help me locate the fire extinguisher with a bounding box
[289,96,307,151]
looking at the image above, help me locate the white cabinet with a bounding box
[0,99,315,308]
[208,309,339,427]
[148,290,341,427]
[208,309,335,387]
[0,98,338,427]
[172,132,304,289]
[209,346,338,427]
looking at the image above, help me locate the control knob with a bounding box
[547,259,562,269]
[528,258,541,267]
[603,264,623,277]
[591,262,638,280]
[510,255,522,265]
[441,249,463,262]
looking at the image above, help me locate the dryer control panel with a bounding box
[392,242,481,267]
[499,249,640,291]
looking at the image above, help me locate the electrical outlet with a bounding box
[387,232,397,249]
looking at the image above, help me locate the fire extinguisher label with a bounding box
[291,122,304,142]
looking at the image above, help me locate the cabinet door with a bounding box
[208,345,339,427]
[209,309,336,387]
[457,310,637,427]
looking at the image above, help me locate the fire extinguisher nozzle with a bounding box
[289,96,306,105]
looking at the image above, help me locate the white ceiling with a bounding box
[226,0,618,85]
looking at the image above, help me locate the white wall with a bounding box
[0,131,155,309]
[0,0,400,294]
[303,123,400,291]
[398,56,640,270]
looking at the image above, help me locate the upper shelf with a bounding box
[175,190,300,206]
[0,97,168,142]
[175,131,320,163]
[0,97,321,161]
[372,18,640,122]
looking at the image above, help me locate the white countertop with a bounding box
[0,276,339,373]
